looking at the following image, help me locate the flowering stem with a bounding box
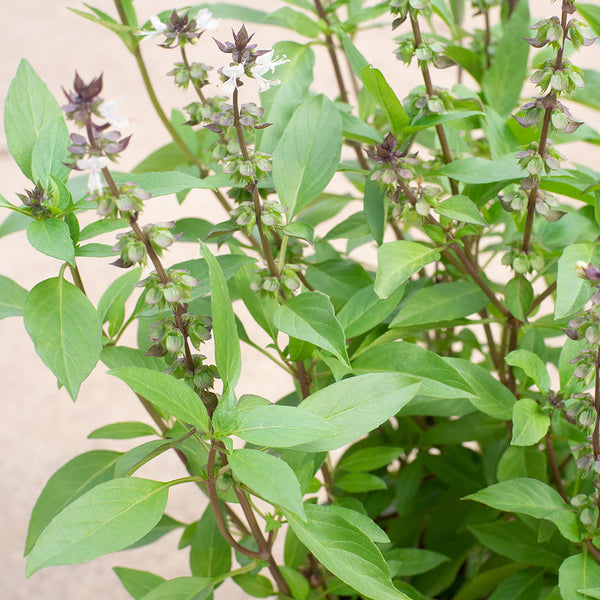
[232,88,279,279]
[409,13,459,196]
[521,0,570,254]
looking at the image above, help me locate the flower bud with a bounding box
[127,242,146,264]
[163,283,183,304]
[165,331,184,354]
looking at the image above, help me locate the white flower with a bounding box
[140,15,168,40]
[220,64,246,96]
[77,156,109,193]
[250,50,289,92]
[98,99,129,128]
[195,8,220,32]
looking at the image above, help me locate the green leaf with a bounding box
[435,155,525,184]
[505,349,551,394]
[4,59,69,182]
[482,0,530,117]
[391,282,488,327]
[404,111,483,135]
[137,576,213,600]
[361,66,409,137]
[294,373,421,451]
[286,503,410,600]
[364,176,386,246]
[0,274,27,318]
[339,108,383,145]
[337,29,369,81]
[233,573,275,598]
[101,346,166,371]
[199,242,241,390]
[88,422,157,440]
[497,445,547,482]
[192,2,267,23]
[114,440,170,479]
[335,472,387,493]
[353,342,475,401]
[24,277,102,400]
[25,450,121,555]
[109,367,210,433]
[559,553,600,600]
[488,569,545,600]
[469,520,562,568]
[274,291,349,366]
[26,478,169,576]
[386,548,450,577]
[445,45,484,83]
[328,505,390,544]
[375,241,441,299]
[128,514,183,550]
[114,567,166,600]
[338,284,405,338]
[229,449,306,520]
[31,118,71,186]
[278,220,314,244]
[338,446,404,472]
[444,358,516,420]
[511,399,550,446]
[265,7,321,37]
[555,243,600,319]
[97,267,141,323]
[434,195,488,226]
[273,94,342,218]
[26,220,75,266]
[234,404,339,448]
[505,276,533,322]
[257,42,315,153]
[189,505,231,579]
[466,478,581,542]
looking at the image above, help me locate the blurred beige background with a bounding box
[1,1,599,599]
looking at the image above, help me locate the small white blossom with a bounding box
[220,64,246,95]
[195,8,220,32]
[98,98,129,128]
[77,156,109,193]
[140,15,168,40]
[250,50,289,92]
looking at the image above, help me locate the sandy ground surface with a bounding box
[1,1,599,599]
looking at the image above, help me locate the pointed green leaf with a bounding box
[26,478,169,576]
[435,156,525,184]
[235,404,339,448]
[434,195,488,226]
[286,503,410,600]
[25,450,121,555]
[4,59,69,181]
[274,291,349,366]
[24,277,102,400]
[361,66,409,136]
[26,220,75,266]
[0,274,27,319]
[386,548,450,577]
[189,505,231,579]
[114,567,166,600]
[487,569,545,600]
[445,358,516,420]
[482,0,530,117]
[505,349,551,394]
[375,241,440,299]
[257,42,315,153]
[555,243,600,319]
[101,346,166,371]
[97,267,141,323]
[511,398,550,446]
[137,576,213,600]
[505,276,533,322]
[466,478,581,542]
[337,446,404,473]
[109,367,210,433]
[229,449,306,520]
[391,281,488,327]
[273,94,342,218]
[353,342,475,400]
[265,7,321,37]
[559,553,600,600]
[199,242,241,389]
[88,422,158,440]
[294,373,421,451]
[278,220,314,243]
